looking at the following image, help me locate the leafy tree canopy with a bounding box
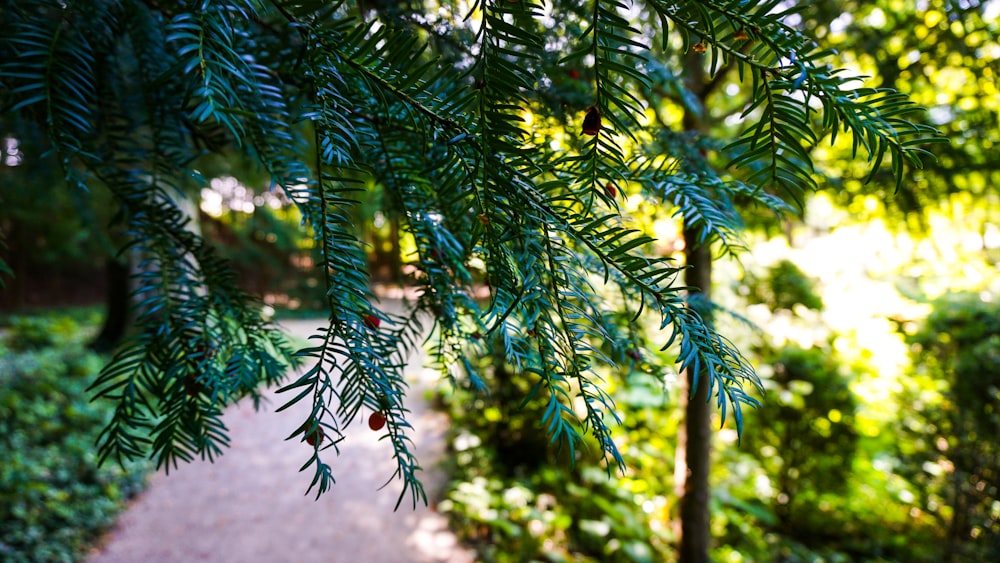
[0,0,941,507]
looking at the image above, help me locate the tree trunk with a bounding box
[677,228,714,563]
[91,191,201,351]
[674,45,718,561]
[90,257,131,352]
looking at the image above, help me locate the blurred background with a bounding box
[2,0,999,561]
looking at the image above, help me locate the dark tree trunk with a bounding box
[677,228,714,563]
[90,257,130,352]
[675,47,718,562]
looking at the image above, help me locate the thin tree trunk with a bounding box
[677,227,714,563]
[675,45,718,561]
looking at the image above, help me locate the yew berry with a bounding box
[627,348,642,361]
[568,68,580,80]
[693,42,707,53]
[604,183,617,199]
[305,427,325,446]
[369,411,387,431]
[364,314,381,330]
[582,106,601,136]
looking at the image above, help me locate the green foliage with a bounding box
[804,0,999,217]
[85,200,296,472]
[0,0,940,504]
[444,467,664,563]
[439,364,674,562]
[707,253,942,561]
[897,292,1000,560]
[0,313,149,562]
[3,315,85,351]
[440,240,994,561]
[746,259,824,312]
[739,344,859,532]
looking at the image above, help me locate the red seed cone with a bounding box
[582,106,601,136]
[305,427,325,446]
[368,411,386,431]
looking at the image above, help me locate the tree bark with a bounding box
[675,46,716,562]
[677,228,714,563]
[90,257,131,352]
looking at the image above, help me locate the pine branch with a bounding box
[648,0,944,200]
[1,0,945,504]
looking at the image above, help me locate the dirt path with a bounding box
[88,317,474,563]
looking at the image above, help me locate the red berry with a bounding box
[305,427,325,446]
[471,331,482,341]
[627,348,642,361]
[604,183,617,199]
[569,69,580,80]
[369,411,386,431]
[693,42,707,53]
[364,314,381,330]
[581,106,601,136]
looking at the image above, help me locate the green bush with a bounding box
[896,292,1000,561]
[438,335,675,562]
[3,315,82,351]
[439,255,955,562]
[740,344,859,529]
[745,259,823,313]
[0,313,149,562]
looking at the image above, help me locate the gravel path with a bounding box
[88,317,474,563]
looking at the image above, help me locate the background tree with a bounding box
[898,292,1000,561]
[1,0,939,555]
[0,132,113,310]
[804,0,999,219]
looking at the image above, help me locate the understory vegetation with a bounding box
[0,311,149,562]
[438,201,1000,561]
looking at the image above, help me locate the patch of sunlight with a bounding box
[806,192,850,230]
[754,473,774,498]
[200,187,225,217]
[718,429,739,444]
[749,237,791,267]
[650,217,678,241]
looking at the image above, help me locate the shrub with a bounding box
[0,313,149,562]
[897,292,1000,561]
